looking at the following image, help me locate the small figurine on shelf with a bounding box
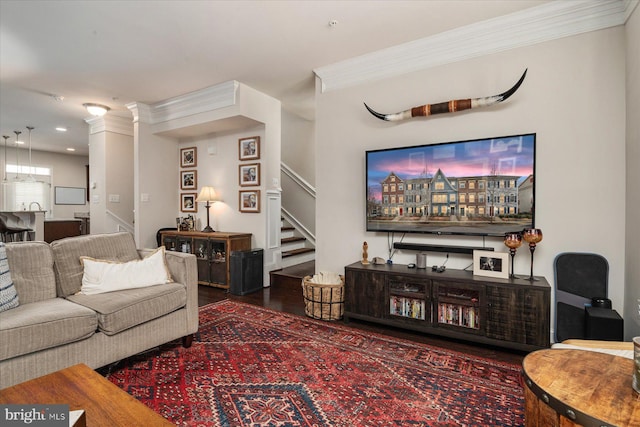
[361,241,369,265]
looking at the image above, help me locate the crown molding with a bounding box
[85,115,133,136]
[314,0,637,92]
[128,80,239,125]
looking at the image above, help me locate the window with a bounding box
[398,184,404,191]
[435,182,444,190]
[2,164,51,213]
[469,181,475,189]
[459,182,466,189]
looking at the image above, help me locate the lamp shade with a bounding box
[196,186,221,203]
[83,103,110,117]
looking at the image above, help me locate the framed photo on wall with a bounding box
[180,193,198,213]
[180,170,197,190]
[239,136,260,161]
[239,190,260,213]
[239,163,260,186]
[473,250,509,279]
[180,147,197,168]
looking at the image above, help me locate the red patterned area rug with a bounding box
[101,300,525,426]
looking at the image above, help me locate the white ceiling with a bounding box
[0,0,580,157]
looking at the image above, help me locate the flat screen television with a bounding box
[366,133,535,237]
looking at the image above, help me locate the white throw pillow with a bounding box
[80,247,172,295]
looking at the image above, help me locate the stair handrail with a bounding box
[281,207,316,247]
[281,162,315,199]
[106,209,134,234]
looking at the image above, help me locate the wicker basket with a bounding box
[302,275,345,321]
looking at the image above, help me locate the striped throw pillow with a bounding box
[0,242,19,312]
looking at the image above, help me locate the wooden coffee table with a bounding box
[0,363,173,426]
[523,349,640,427]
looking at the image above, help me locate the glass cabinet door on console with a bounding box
[433,281,484,335]
[387,276,430,324]
[194,238,227,286]
[160,231,252,290]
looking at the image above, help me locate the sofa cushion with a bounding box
[0,243,19,312]
[80,247,172,295]
[4,241,57,304]
[66,282,186,335]
[51,232,140,297]
[0,298,98,361]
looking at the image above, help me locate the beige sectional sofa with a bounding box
[0,232,198,388]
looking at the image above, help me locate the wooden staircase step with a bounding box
[282,236,306,244]
[282,247,315,258]
[269,260,315,288]
[281,226,295,232]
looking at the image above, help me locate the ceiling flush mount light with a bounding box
[56,127,67,132]
[83,103,110,117]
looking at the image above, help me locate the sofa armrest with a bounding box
[138,249,198,334]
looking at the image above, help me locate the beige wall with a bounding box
[316,26,628,339]
[625,5,640,339]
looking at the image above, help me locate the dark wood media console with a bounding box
[344,262,550,352]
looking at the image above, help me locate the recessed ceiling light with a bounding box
[56,127,67,132]
[66,148,76,152]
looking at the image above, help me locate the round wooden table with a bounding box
[522,349,640,427]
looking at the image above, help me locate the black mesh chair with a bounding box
[554,252,608,342]
[0,217,31,242]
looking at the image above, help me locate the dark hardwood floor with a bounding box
[198,281,526,366]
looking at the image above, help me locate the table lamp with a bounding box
[195,186,221,232]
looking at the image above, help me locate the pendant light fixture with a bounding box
[24,126,35,182]
[13,130,21,181]
[2,135,9,182]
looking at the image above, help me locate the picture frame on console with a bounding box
[473,250,509,279]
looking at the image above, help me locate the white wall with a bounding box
[625,5,640,340]
[316,26,627,338]
[36,150,89,219]
[282,110,315,186]
[178,126,266,248]
[281,109,316,235]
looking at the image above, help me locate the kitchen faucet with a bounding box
[29,202,42,211]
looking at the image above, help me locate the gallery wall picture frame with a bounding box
[239,163,260,187]
[180,147,197,168]
[180,193,198,213]
[473,250,509,279]
[239,190,260,213]
[180,170,197,190]
[239,136,260,161]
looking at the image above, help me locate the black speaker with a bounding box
[230,249,263,296]
[585,307,623,341]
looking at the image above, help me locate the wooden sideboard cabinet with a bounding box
[344,262,550,352]
[160,231,252,289]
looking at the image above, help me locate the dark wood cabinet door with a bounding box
[345,269,386,319]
